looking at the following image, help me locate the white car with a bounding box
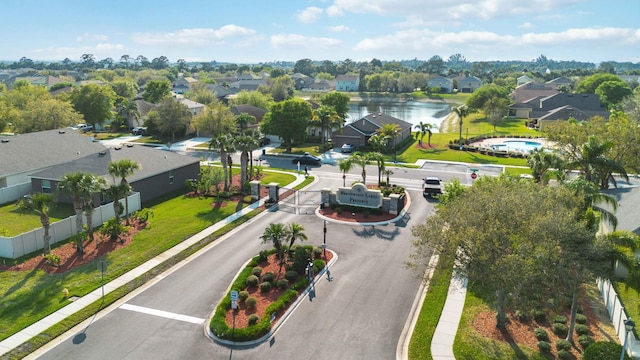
[341,144,355,153]
[423,177,442,197]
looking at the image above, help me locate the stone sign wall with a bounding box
[336,183,383,208]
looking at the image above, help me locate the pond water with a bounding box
[347,100,450,132]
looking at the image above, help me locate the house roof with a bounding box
[135,99,157,118]
[510,82,559,103]
[0,129,106,178]
[336,75,359,82]
[546,76,573,85]
[177,97,205,110]
[230,104,267,122]
[344,113,413,136]
[29,144,199,185]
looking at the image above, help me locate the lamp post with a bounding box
[323,220,328,258]
[621,317,635,360]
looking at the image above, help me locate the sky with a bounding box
[2,0,639,64]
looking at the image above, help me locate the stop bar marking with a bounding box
[119,303,204,325]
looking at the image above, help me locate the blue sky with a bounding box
[2,0,639,64]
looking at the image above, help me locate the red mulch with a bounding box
[224,252,333,328]
[318,208,397,223]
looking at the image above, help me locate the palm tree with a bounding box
[80,174,106,242]
[287,222,308,255]
[350,151,372,184]
[17,193,55,255]
[235,113,256,133]
[565,177,619,231]
[260,223,288,264]
[414,121,435,147]
[384,169,394,185]
[58,172,89,253]
[338,158,353,187]
[376,123,401,161]
[108,159,140,225]
[527,148,565,185]
[104,183,129,227]
[369,152,386,186]
[452,105,469,147]
[311,105,342,150]
[566,136,628,189]
[235,134,258,190]
[210,134,235,192]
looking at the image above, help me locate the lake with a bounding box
[347,100,451,132]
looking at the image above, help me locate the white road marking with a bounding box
[119,303,204,325]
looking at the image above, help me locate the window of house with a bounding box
[169,171,174,185]
[42,180,52,193]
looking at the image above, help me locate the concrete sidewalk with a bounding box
[0,172,307,358]
[431,272,468,360]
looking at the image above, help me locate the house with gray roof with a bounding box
[509,93,609,129]
[427,76,453,93]
[510,82,559,104]
[546,76,574,89]
[0,129,199,204]
[455,76,482,93]
[331,113,412,148]
[173,76,198,94]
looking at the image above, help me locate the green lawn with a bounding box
[0,202,75,236]
[0,170,296,343]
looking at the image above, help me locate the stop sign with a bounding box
[471,172,478,179]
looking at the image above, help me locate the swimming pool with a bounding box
[491,140,543,153]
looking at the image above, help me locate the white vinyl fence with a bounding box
[0,193,141,259]
[0,182,31,205]
[598,278,640,359]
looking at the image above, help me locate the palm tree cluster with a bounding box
[260,222,308,266]
[337,151,389,187]
[208,129,262,193]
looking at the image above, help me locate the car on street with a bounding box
[75,124,93,132]
[341,144,355,153]
[423,177,442,197]
[292,152,321,165]
[131,127,147,136]
[259,137,271,146]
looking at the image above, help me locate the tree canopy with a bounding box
[465,84,510,111]
[261,98,311,152]
[69,84,116,126]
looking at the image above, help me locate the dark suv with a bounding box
[132,127,147,136]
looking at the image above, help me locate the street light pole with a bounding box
[621,317,635,360]
[323,220,327,258]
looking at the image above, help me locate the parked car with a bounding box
[259,137,271,146]
[292,152,321,166]
[423,177,442,197]
[132,127,147,136]
[76,124,93,132]
[341,144,355,153]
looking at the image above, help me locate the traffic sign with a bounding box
[230,290,239,301]
[471,172,477,180]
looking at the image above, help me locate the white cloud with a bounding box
[32,43,126,60]
[518,22,533,29]
[521,27,640,45]
[296,7,324,24]
[271,34,342,49]
[326,5,344,17]
[76,33,109,42]
[132,25,257,46]
[330,25,351,32]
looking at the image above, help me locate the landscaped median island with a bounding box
[210,245,332,343]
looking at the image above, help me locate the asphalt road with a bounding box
[36,173,434,360]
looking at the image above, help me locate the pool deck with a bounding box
[471,137,552,152]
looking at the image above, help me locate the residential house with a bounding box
[545,76,574,90]
[516,75,533,86]
[173,75,198,94]
[426,76,454,93]
[303,80,333,92]
[29,143,199,203]
[509,93,609,129]
[455,76,482,93]
[176,96,205,117]
[510,82,559,103]
[205,84,235,103]
[230,104,268,130]
[335,75,360,92]
[229,79,267,91]
[331,113,412,148]
[4,75,63,89]
[292,73,313,90]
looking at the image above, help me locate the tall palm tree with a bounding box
[452,105,469,147]
[104,183,129,227]
[369,152,386,186]
[58,172,89,253]
[17,193,55,255]
[235,113,256,133]
[527,148,565,185]
[210,134,235,192]
[108,159,140,225]
[376,123,401,161]
[338,158,353,187]
[287,222,308,254]
[350,151,372,184]
[565,177,619,231]
[566,136,628,189]
[260,223,288,264]
[311,105,342,150]
[80,174,106,241]
[414,121,435,147]
[235,134,258,190]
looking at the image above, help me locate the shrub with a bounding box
[552,314,568,324]
[583,341,629,360]
[531,309,546,322]
[553,323,568,337]
[515,310,530,322]
[557,349,571,360]
[285,270,299,282]
[246,275,259,287]
[245,297,257,309]
[313,247,323,259]
[239,290,249,302]
[533,327,549,341]
[43,254,61,266]
[575,323,590,336]
[555,339,572,351]
[276,279,289,289]
[537,341,551,353]
[248,314,259,326]
[575,313,587,324]
[251,266,263,277]
[260,281,272,293]
[258,250,269,262]
[263,272,275,284]
[578,335,595,350]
